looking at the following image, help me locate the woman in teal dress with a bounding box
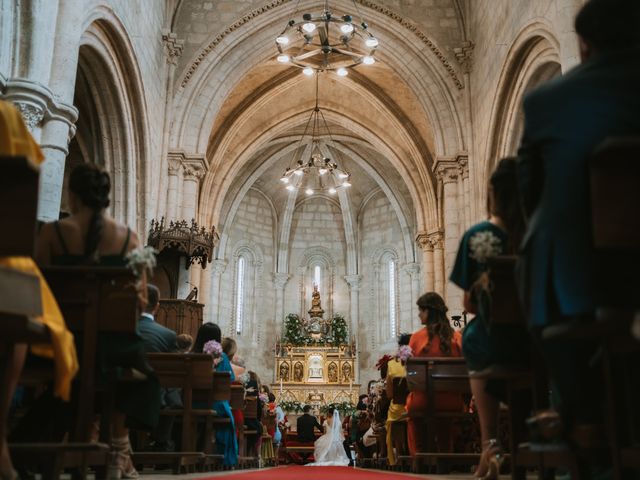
[450,158,529,479]
[192,323,238,466]
[35,163,160,478]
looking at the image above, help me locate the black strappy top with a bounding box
[51,221,131,267]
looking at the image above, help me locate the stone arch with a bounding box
[368,245,400,346]
[68,9,149,232]
[481,21,562,202]
[298,246,337,320]
[170,0,466,160]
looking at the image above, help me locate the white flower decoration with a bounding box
[125,245,158,277]
[468,230,502,264]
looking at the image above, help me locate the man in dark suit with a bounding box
[297,405,323,442]
[517,0,640,434]
[296,405,323,463]
[137,284,180,451]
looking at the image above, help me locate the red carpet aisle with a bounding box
[201,466,429,480]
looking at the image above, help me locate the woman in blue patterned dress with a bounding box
[192,323,238,466]
[450,158,529,479]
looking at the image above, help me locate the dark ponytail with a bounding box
[489,157,525,254]
[69,164,111,262]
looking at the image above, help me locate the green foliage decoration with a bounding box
[320,401,356,417]
[282,313,350,347]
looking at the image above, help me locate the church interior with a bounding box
[1,0,639,479]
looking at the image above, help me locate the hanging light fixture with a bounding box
[280,74,351,195]
[274,0,379,75]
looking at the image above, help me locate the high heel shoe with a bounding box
[474,439,502,480]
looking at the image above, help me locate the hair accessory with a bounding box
[375,354,393,370]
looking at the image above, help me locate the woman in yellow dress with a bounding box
[384,333,411,465]
[0,100,78,479]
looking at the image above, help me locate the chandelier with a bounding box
[275,0,379,76]
[280,75,351,195]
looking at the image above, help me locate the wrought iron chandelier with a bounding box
[275,0,379,76]
[280,74,351,195]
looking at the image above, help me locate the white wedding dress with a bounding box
[306,410,350,467]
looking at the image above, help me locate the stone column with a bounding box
[210,259,227,322]
[344,274,362,338]
[166,152,182,222]
[434,159,463,313]
[429,231,445,298]
[402,263,421,331]
[416,232,434,294]
[181,161,205,221]
[273,272,290,331]
[458,155,471,229]
[199,265,212,323]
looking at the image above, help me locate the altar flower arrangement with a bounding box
[468,230,502,264]
[397,345,413,363]
[279,400,306,413]
[203,340,223,366]
[320,401,356,417]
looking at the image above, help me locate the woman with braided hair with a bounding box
[36,163,160,479]
[405,292,463,456]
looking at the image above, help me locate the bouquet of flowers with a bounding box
[397,345,413,363]
[258,392,269,404]
[124,245,158,306]
[468,231,502,264]
[468,230,504,326]
[203,339,223,366]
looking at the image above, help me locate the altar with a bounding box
[271,286,360,407]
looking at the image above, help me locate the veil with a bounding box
[330,409,342,442]
[308,409,350,466]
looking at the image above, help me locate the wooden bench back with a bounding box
[0,156,38,256]
[230,384,245,410]
[41,266,139,442]
[427,363,471,394]
[487,255,525,325]
[406,357,466,392]
[244,397,259,419]
[590,137,640,250]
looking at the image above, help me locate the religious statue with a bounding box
[342,362,352,382]
[307,284,325,339]
[328,362,338,383]
[293,362,304,382]
[307,354,324,381]
[279,362,289,381]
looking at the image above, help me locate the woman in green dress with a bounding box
[450,158,529,479]
[36,163,160,479]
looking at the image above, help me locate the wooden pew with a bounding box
[406,357,479,473]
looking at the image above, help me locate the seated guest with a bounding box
[138,285,177,353]
[137,284,180,452]
[244,371,263,452]
[35,163,160,478]
[406,292,463,456]
[222,337,245,378]
[176,333,193,353]
[450,158,529,478]
[516,0,640,453]
[385,333,412,466]
[192,323,238,466]
[0,100,79,480]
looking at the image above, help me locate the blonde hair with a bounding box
[222,337,237,359]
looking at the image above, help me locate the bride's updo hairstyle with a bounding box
[68,163,111,261]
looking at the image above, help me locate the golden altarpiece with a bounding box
[271,286,359,407]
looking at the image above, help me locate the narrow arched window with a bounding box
[235,256,246,335]
[388,258,397,337]
[314,265,321,288]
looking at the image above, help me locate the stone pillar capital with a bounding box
[428,230,445,250]
[453,41,475,74]
[162,29,184,65]
[402,262,421,277]
[211,259,227,275]
[416,232,433,252]
[434,158,460,184]
[344,274,362,290]
[273,272,290,289]
[457,154,469,179]
[14,102,45,132]
[169,150,207,182]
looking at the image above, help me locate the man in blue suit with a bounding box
[517,0,640,436]
[138,284,180,451]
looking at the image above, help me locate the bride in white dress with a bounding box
[306,409,350,467]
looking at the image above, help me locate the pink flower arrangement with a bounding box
[259,392,269,403]
[203,340,223,357]
[397,345,413,362]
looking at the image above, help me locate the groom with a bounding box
[296,405,323,463]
